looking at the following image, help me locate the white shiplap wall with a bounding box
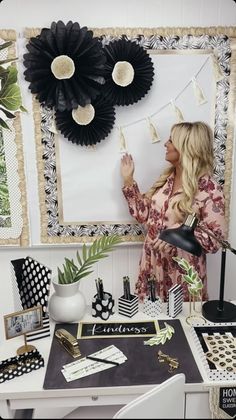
[0,0,236,340]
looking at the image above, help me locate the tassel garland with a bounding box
[148,117,160,143]
[170,100,184,122]
[191,77,207,105]
[119,127,127,152]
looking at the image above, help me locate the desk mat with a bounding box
[43,319,202,389]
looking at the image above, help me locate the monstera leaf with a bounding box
[0,84,22,111]
[0,41,25,129]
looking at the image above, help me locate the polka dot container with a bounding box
[0,349,44,383]
[92,292,115,321]
[20,256,51,317]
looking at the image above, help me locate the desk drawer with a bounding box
[10,393,139,410]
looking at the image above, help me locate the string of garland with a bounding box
[117,54,225,150]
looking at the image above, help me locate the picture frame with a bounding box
[4,306,43,340]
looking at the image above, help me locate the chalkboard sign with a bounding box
[219,387,236,417]
[77,320,158,339]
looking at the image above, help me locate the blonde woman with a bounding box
[121,121,226,302]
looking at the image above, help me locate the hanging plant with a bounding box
[55,95,115,146]
[23,20,106,112]
[0,41,26,130]
[102,38,154,106]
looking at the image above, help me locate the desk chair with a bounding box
[113,373,186,419]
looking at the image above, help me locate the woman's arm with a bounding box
[121,153,151,223]
[194,183,226,253]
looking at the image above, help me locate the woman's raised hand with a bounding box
[121,153,135,185]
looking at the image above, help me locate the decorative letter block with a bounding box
[118,294,139,318]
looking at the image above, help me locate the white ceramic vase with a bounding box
[48,278,86,322]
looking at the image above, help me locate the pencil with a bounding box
[86,356,119,366]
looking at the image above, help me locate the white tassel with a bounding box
[191,77,207,106]
[119,127,127,152]
[171,100,184,123]
[147,117,160,143]
[211,53,224,82]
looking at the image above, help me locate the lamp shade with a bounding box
[159,214,202,257]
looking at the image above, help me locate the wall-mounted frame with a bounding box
[25,27,236,244]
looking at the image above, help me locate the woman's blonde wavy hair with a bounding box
[145,121,214,221]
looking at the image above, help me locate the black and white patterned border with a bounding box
[40,34,231,241]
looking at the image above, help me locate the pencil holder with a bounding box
[92,291,115,321]
[143,296,162,318]
[0,349,44,383]
[118,294,139,318]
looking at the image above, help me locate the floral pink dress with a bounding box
[122,173,226,302]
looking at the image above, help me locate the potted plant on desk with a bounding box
[48,235,122,322]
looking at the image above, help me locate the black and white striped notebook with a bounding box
[26,316,50,342]
[167,284,183,318]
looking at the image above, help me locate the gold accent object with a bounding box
[157,350,179,372]
[17,334,36,355]
[186,292,206,326]
[55,328,81,358]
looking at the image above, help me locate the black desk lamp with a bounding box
[159,213,236,323]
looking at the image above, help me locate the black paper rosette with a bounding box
[55,96,115,146]
[102,38,154,106]
[23,21,106,112]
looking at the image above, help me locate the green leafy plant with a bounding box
[0,41,26,130]
[144,323,175,346]
[172,256,203,296]
[57,235,122,284]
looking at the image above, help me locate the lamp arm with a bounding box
[198,224,236,255]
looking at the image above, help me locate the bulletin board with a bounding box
[0,30,29,246]
[24,26,236,245]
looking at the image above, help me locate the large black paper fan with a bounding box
[55,96,116,146]
[102,38,154,106]
[23,21,106,112]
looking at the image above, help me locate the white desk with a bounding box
[0,305,229,419]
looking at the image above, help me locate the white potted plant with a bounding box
[48,235,122,322]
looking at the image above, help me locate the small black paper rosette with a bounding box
[55,96,115,146]
[102,38,154,106]
[23,20,106,111]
